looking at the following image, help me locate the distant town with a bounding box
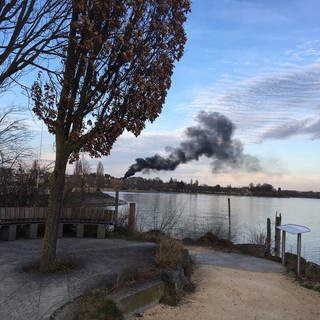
[1,159,320,209]
[111,175,320,199]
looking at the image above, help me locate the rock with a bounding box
[161,267,194,305]
[161,267,186,291]
[181,249,194,278]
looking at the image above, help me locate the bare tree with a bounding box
[72,156,91,192]
[0,107,31,168]
[32,0,190,270]
[96,161,104,190]
[0,0,70,91]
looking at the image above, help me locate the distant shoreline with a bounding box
[103,188,320,200]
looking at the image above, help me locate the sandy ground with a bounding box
[139,264,320,320]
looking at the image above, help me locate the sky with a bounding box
[3,0,320,191]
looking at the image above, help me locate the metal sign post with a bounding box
[277,224,310,276]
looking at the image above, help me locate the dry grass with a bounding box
[155,238,184,268]
[74,291,123,320]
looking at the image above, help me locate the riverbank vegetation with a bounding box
[117,176,320,199]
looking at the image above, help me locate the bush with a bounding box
[155,238,183,268]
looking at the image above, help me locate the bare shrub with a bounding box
[151,202,183,235]
[248,227,267,245]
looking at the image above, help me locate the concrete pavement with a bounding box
[192,250,286,272]
[0,238,156,320]
[0,240,287,320]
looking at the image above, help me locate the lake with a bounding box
[108,191,320,264]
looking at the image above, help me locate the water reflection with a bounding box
[109,191,320,264]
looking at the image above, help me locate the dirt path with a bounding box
[140,259,320,320]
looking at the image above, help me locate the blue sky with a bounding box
[4,0,320,191]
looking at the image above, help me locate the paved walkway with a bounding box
[192,250,286,272]
[0,241,287,320]
[0,238,156,320]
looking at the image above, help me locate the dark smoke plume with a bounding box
[124,111,261,178]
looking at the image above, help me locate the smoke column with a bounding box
[124,111,260,178]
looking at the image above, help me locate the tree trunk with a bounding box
[40,144,68,272]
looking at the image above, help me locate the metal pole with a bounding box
[281,230,286,265]
[297,233,302,276]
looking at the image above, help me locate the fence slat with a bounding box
[0,206,116,223]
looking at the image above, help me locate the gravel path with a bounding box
[139,247,320,320]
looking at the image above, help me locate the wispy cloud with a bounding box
[184,62,320,142]
[285,40,320,61]
[262,116,320,140]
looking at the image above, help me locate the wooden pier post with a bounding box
[228,198,231,240]
[265,218,271,255]
[274,212,282,256]
[115,190,119,216]
[128,203,136,232]
[281,230,286,265]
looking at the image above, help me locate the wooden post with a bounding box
[112,190,119,222]
[115,190,119,216]
[281,230,286,265]
[297,233,302,276]
[265,218,271,255]
[128,202,136,232]
[274,212,282,256]
[228,198,231,240]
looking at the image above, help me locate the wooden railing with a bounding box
[0,207,115,223]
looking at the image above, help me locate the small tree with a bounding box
[32,0,190,271]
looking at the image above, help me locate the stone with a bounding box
[161,267,194,305]
[181,249,194,278]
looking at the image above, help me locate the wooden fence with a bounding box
[0,207,116,223]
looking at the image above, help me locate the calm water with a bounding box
[109,191,320,264]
